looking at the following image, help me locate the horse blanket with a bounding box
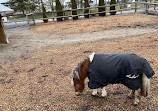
[87,53,155,90]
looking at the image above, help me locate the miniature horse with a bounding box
[72,53,155,105]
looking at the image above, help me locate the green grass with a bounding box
[8,15,26,21]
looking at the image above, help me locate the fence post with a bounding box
[120,3,122,14]
[145,3,149,14]
[154,0,156,10]
[135,2,137,13]
[13,15,17,28]
[71,9,73,19]
[52,12,55,21]
[89,7,91,18]
[31,14,35,25]
[105,5,106,16]
[26,14,30,29]
[0,14,9,44]
[120,3,123,14]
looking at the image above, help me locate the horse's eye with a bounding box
[73,78,76,82]
[73,78,79,85]
[75,84,80,89]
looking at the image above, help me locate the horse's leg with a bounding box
[92,89,98,96]
[133,90,140,105]
[101,87,107,97]
[128,90,135,99]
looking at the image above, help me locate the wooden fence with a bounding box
[4,2,158,29]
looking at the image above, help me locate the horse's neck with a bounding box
[80,58,91,81]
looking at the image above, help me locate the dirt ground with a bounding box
[0,14,158,111]
[1,14,158,64]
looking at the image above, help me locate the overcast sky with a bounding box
[0,0,8,3]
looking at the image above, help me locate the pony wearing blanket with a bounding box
[72,53,155,105]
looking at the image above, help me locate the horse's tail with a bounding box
[141,72,150,97]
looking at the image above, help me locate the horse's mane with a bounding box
[73,57,89,80]
[78,57,89,73]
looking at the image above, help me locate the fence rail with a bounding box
[3,2,158,29]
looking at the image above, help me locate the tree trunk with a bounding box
[41,0,48,23]
[98,0,106,16]
[84,0,90,18]
[0,14,9,44]
[42,4,48,22]
[71,0,78,20]
[56,0,63,21]
[22,10,25,15]
[110,0,116,15]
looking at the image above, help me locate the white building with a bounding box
[0,0,13,22]
[0,4,13,13]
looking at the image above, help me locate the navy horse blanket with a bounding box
[87,53,155,90]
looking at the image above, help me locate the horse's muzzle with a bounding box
[75,92,82,96]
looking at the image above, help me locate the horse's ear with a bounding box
[72,67,80,80]
[74,71,80,80]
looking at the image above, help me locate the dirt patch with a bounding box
[1,32,158,111]
[0,14,158,110]
[31,14,158,35]
[1,14,158,64]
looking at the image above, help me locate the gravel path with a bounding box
[1,26,158,64]
[0,14,158,64]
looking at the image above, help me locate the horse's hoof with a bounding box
[128,93,134,99]
[91,93,99,97]
[128,95,134,99]
[92,95,99,97]
[92,90,98,96]
[75,92,82,96]
[133,102,139,106]
[101,92,107,97]
[133,98,139,106]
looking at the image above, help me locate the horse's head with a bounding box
[72,65,85,95]
[72,53,94,95]
[72,57,91,95]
